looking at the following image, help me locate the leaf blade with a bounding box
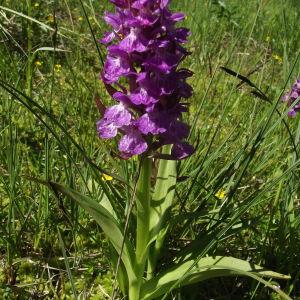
[49,182,136,282]
[141,256,291,300]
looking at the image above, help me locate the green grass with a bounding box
[0,0,300,299]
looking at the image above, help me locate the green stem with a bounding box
[130,158,152,300]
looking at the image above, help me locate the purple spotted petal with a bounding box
[97,119,118,139]
[119,28,148,52]
[130,88,159,106]
[104,103,132,127]
[104,12,122,30]
[136,113,167,135]
[102,49,131,83]
[169,12,185,22]
[113,92,132,106]
[100,32,116,44]
[118,128,148,158]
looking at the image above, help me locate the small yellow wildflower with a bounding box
[47,15,54,23]
[272,53,283,63]
[102,173,113,181]
[54,64,62,72]
[35,60,43,67]
[215,189,226,199]
[265,36,270,43]
[34,2,40,8]
[78,16,84,21]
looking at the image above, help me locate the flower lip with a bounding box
[119,27,149,53]
[97,119,118,139]
[118,126,148,158]
[102,48,131,83]
[104,103,132,127]
[130,87,159,106]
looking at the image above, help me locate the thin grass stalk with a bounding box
[26,0,32,98]
[6,122,16,284]
[57,227,78,299]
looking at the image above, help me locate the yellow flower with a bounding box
[265,36,270,42]
[47,15,54,23]
[272,53,283,63]
[34,2,39,8]
[78,16,84,21]
[215,189,226,199]
[54,64,62,72]
[102,173,113,181]
[35,60,43,67]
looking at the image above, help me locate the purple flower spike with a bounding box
[97,0,195,159]
[283,79,300,117]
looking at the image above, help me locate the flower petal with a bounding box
[118,128,148,157]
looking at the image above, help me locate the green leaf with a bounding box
[150,147,177,237]
[141,256,291,300]
[147,146,177,276]
[49,182,136,282]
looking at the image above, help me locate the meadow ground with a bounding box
[0,0,300,299]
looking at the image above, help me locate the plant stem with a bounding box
[131,158,152,300]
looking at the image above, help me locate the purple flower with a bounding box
[118,127,148,158]
[119,28,149,53]
[100,32,116,44]
[97,103,132,139]
[102,46,132,84]
[130,88,159,106]
[136,113,167,135]
[97,119,118,139]
[283,79,300,117]
[97,0,194,159]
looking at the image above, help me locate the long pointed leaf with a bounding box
[150,146,177,238]
[49,182,136,282]
[141,256,291,300]
[148,146,177,276]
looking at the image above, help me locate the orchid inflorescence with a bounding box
[283,79,300,117]
[97,0,194,159]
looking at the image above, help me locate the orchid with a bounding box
[283,79,300,117]
[41,2,292,300]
